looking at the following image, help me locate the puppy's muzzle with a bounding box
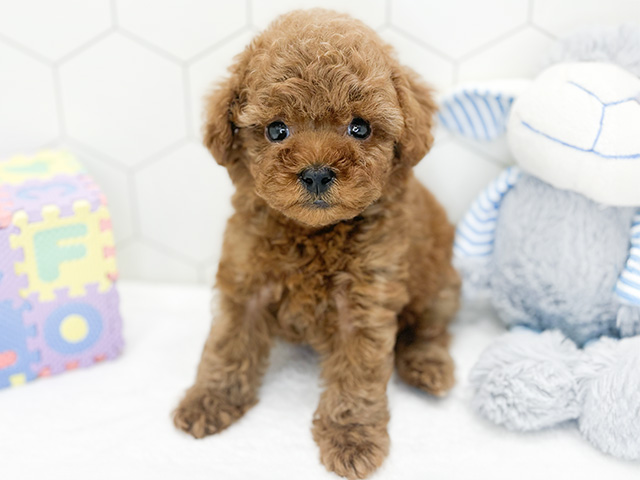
[299,166,336,195]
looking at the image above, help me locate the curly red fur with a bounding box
[174,9,460,479]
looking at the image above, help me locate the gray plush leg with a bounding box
[470,328,582,431]
[578,336,640,460]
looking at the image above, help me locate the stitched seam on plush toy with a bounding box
[591,105,606,150]
[521,121,640,159]
[605,96,639,106]
[568,81,605,104]
[540,81,640,157]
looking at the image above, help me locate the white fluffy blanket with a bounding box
[1,282,637,480]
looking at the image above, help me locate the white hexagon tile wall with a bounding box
[0,0,638,284]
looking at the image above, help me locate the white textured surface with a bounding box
[379,29,456,91]
[0,0,636,283]
[79,149,134,243]
[116,241,200,283]
[414,134,505,222]
[532,0,640,36]
[0,0,111,61]
[0,42,58,158]
[458,27,556,82]
[0,282,639,479]
[116,0,247,60]
[390,0,529,59]
[134,142,234,263]
[249,0,387,31]
[187,30,256,137]
[58,34,187,166]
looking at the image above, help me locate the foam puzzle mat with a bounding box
[0,151,123,389]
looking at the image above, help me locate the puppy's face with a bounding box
[204,10,436,227]
[239,74,403,227]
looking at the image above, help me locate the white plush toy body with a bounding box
[443,27,640,460]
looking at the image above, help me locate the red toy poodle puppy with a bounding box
[174,9,460,479]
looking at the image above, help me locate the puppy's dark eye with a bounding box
[347,118,371,140]
[266,121,290,142]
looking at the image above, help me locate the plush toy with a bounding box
[440,26,640,460]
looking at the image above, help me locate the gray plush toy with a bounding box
[440,25,640,460]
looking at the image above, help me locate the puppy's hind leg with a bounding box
[173,288,274,438]
[395,269,460,396]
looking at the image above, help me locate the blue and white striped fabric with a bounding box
[454,166,522,260]
[438,89,516,141]
[615,211,640,306]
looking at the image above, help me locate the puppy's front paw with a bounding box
[173,386,253,439]
[313,416,389,479]
[395,342,455,396]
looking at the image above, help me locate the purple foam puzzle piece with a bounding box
[0,293,38,388]
[24,283,124,377]
[0,185,11,228]
[0,225,26,300]
[0,261,38,388]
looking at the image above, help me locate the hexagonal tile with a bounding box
[379,28,455,94]
[188,30,255,138]
[390,0,528,59]
[134,142,234,263]
[116,0,247,60]
[0,42,58,158]
[250,0,387,31]
[59,33,187,167]
[117,240,199,283]
[0,0,111,61]
[458,28,556,83]
[414,140,504,223]
[533,0,640,37]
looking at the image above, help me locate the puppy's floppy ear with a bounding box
[202,62,245,167]
[392,65,437,167]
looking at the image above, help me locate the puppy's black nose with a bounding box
[299,167,336,195]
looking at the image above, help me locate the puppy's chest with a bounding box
[257,225,357,343]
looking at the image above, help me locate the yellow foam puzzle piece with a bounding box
[10,200,117,302]
[9,374,27,387]
[0,151,84,185]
